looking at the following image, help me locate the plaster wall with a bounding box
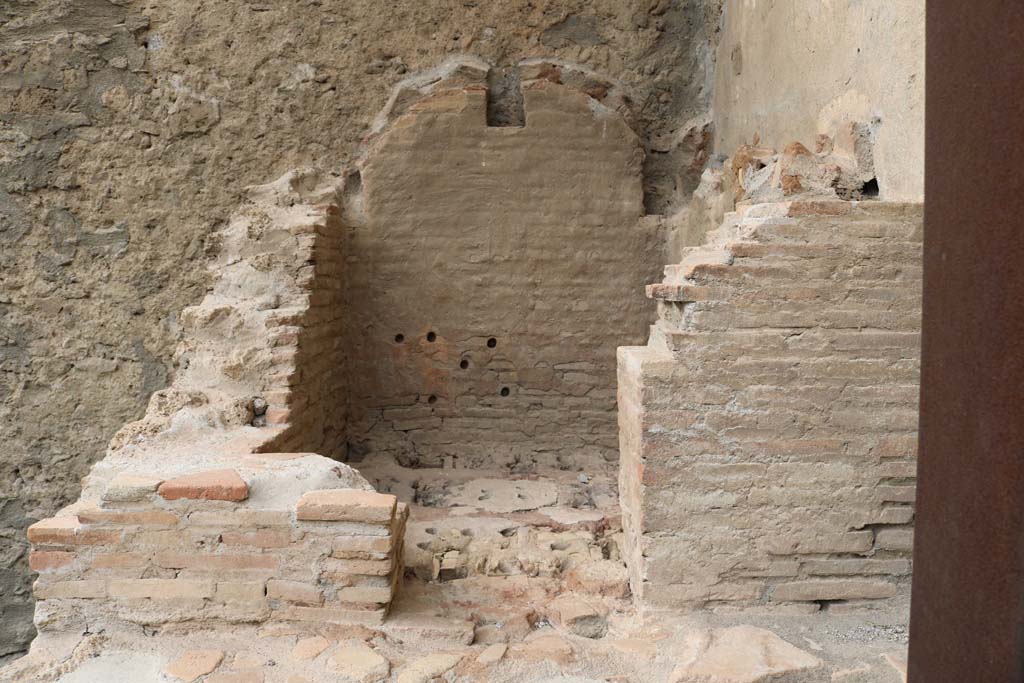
[712,0,925,201]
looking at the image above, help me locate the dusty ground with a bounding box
[0,0,723,654]
[0,586,910,682]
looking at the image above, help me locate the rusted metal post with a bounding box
[908,2,1024,680]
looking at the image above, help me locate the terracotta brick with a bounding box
[335,585,392,604]
[108,578,215,600]
[772,579,898,602]
[131,530,198,547]
[78,509,180,527]
[266,579,322,606]
[331,535,393,558]
[34,579,107,599]
[154,552,278,571]
[272,605,387,626]
[158,469,248,502]
[216,581,267,603]
[27,517,122,547]
[322,557,393,578]
[295,489,396,524]
[763,531,874,555]
[220,529,291,548]
[26,516,79,544]
[91,553,149,569]
[29,550,76,572]
[164,649,224,682]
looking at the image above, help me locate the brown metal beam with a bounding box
[909,1,1024,680]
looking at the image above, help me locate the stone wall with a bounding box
[712,0,925,201]
[0,1,723,654]
[619,199,922,610]
[345,62,663,471]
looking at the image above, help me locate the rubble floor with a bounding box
[2,460,911,682]
[2,594,910,682]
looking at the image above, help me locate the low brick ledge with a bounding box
[28,459,408,633]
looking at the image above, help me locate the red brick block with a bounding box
[296,489,396,524]
[29,550,76,572]
[220,529,291,548]
[27,517,122,546]
[158,469,248,502]
[154,552,278,571]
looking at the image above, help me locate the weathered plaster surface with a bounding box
[712,0,925,200]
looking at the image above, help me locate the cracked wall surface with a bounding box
[0,1,723,654]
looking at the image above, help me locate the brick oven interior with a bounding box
[290,60,665,588]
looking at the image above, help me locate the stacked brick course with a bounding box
[29,459,406,632]
[619,200,922,610]
[20,170,409,643]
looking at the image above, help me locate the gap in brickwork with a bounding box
[485,66,526,127]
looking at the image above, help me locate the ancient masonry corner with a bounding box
[619,198,922,611]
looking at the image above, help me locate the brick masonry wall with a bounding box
[0,0,723,654]
[344,68,665,471]
[29,461,406,634]
[618,200,922,610]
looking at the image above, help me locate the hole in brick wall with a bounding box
[860,177,880,198]
[426,331,437,342]
[486,67,526,128]
[459,358,470,369]
[487,337,497,348]
[342,169,367,226]
[500,387,510,397]
[428,394,437,404]
[394,333,405,343]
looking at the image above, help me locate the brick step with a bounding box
[649,278,923,304]
[666,305,921,334]
[664,241,921,283]
[665,260,922,287]
[746,220,923,245]
[28,456,409,634]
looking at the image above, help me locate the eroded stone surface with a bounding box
[102,474,164,503]
[164,649,225,682]
[546,594,608,639]
[395,652,463,683]
[291,636,330,662]
[670,627,822,683]
[328,643,390,683]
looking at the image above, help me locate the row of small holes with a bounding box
[392,333,498,349]
[392,334,506,397]
[427,389,509,402]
